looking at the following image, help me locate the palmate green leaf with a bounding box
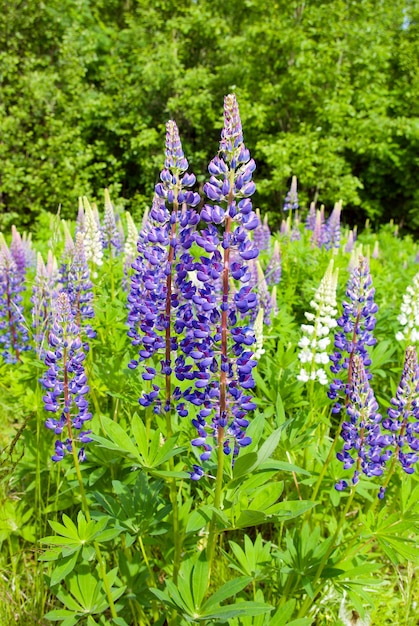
[201,577,253,612]
[49,515,79,540]
[234,500,316,529]
[91,417,141,461]
[50,550,80,587]
[44,609,81,624]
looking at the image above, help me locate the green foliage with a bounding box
[1,1,419,230]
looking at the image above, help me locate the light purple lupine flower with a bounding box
[283,176,299,211]
[305,202,316,231]
[31,251,59,356]
[328,256,378,415]
[324,201,342,250]
[382,346,419,479]
[335,355,391,492]
[10,226,26,279]
[103,189,122,255]
[66,232,96,343]
[42,292,92,462]
[345,230,355,253]
[0,238,30,363]
[253,210,271,251]
[75,197,85,235]
[266,240,281,286]
[256,261,272,325]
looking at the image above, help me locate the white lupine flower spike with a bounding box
[82,196,104,268]
[396,272,419,343]
[297,259,339,385]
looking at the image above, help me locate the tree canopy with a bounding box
[0,0,418,230]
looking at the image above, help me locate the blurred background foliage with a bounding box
[0,0,418,230]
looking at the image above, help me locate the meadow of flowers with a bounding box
[0,95,419,626]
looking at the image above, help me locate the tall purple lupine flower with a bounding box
[42,292,92,462]
[345,230,355,254]
[0,238,30,363]
[266,240,281,286]
[324,201,342,250]
[335,355,391,491]
[305,202,316,231]
[189,94,259,475]
[284,176,299,211]
[66,232,96,343]
[382,346,419,476]
[328,256,378,415]
[253,210,271,251]
[127,120,200,419]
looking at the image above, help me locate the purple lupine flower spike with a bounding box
[345,230,355,253]
[284,176,299,211]
[382,346,419,477]
[127,120,200,419]
[325,201,342,250]
[0,237,30,362]
[42,292,93,462]
[67,232,96,342]
[190,94,258,475]
[328,256,378,415]
[266,240,281,285]
[335,355,391,491]
[306,202,316,231]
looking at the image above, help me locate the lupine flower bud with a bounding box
[297,260,339,385]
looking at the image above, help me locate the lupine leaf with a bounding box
[200,601,272,619]
[50,550,80,587]
[201,576,253,612]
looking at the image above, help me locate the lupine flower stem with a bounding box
[297,487,357,618]
[61,346,118,618]
[206,180,234,591]
[71,446,118,619]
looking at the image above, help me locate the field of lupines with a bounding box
[0,95,419,626]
